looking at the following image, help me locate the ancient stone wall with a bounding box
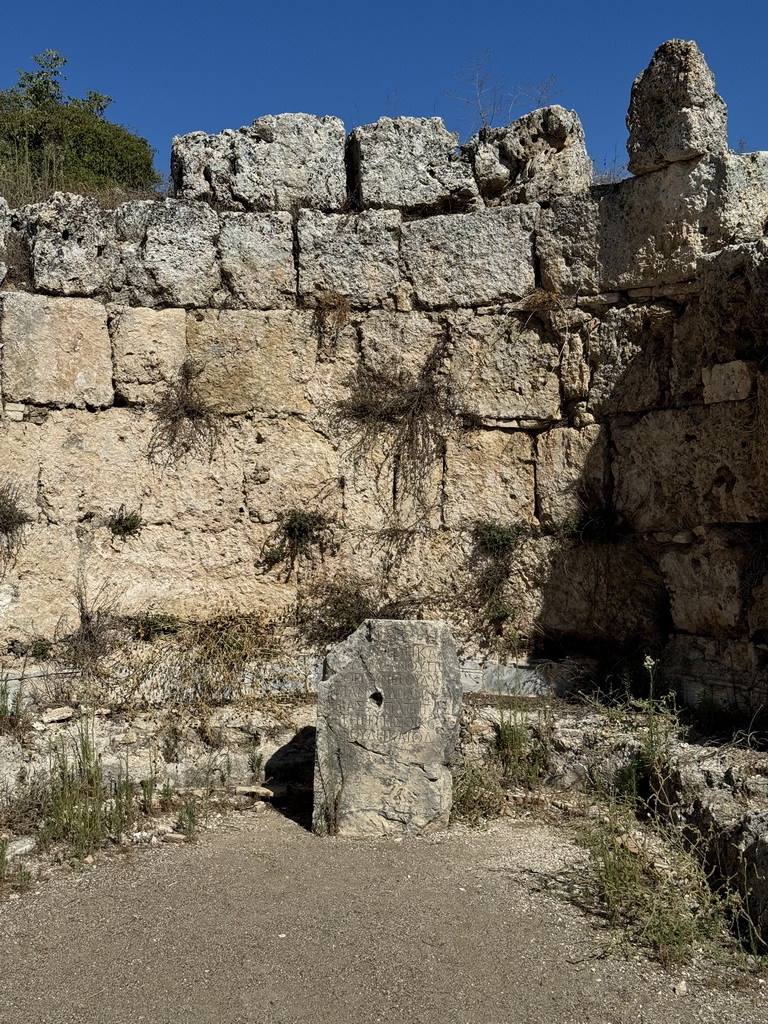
[1,39,767,708]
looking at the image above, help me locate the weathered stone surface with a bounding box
[171,114,347,213]
[349,117,479,213]
[695,241,768,355]
[358,310,443,374]
[657,528,747,636]
[535,426,608,530]
[116,200,220,307]
[468,106,592,205]
[663,635,767,707]
[24,193,117,296]
[1,293,113,408]
[613,403,768,532]
[443,429,534,529]
[313,619,461,837]
[186,310,316,415]
[627,40,727,175]
[241,417,339,525]
[448,311,560,423]
[585,302,676,415]
[539,155,768,296]
[218,212,295,308]
[531,536,668,644]
[298,210,401,307]
[110,307,187,404]
[402,207,536,307]
[702,361,753,404]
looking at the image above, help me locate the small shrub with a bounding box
[261,509,335,576]
[297,571,418,648]
[55,581,123,683]
[107,504,144,539]
[148,359,224,465]
[467,519,529,645]
[472,520,525,558]
[0,480,33,571]
[451,758,507,826]
[132,612,182,642]
[176,799,198,840]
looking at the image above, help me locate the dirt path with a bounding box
[0,807,765,1024]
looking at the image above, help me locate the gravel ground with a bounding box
[0,807,766,1024]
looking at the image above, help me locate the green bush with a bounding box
[0,50,160,206]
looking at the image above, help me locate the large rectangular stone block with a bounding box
[613,403,768,531]
[349,117,479,213]
[447,310,560,423]
[171,114,347,213]
[186,310,316,415]
[218,212,296,309]
[298,210,401,307]
[313,619,462,837]
[539,154,768,296]
[401,206,536,308]
[110,306,187,404]
[1,293,113,408]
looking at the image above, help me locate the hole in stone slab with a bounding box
[369,690,383,707]
[61,229,70,241]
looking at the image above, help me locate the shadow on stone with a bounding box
[264,725,317,830]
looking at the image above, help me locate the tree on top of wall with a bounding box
[0,50,162,206]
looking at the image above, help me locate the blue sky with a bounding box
[2,0,766,178]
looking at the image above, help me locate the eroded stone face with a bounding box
[467,106,593,205]
[25,193,117,297]
[313,619,462,837]
[171,114,347,213]
[402,206,536,308]
[1,293,113,408]
[349,117,479,214]
[627,39,727,175]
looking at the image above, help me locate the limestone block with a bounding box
[539,161,711,295]
[171,114,347,213]
[442,429,535,529]
[402,207,536,308]
[297,210,401,307]
[349,117,479,213]
[530,536,668,645]
[218,212,295,308]
[358,310,444,374]
[24,193,117,296]
[448,311,560,423]
[110,307,187,404]
[539,155,768,296]
[586,302,676,415]
[695,241,768,354]
[467,106,592,205]
[240,417,340,526]
[313,619,462,836]
[627,40,727,175]
[535,426,608,530]
[0,526,83,638]
[662,635,766,707]
[613,403,768,532]
[34,409,245,532]
[186,310,316,415]
[702,361,753,404]
[117,200,220,307]
[658,529,747,636]
[1,293,113,408]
